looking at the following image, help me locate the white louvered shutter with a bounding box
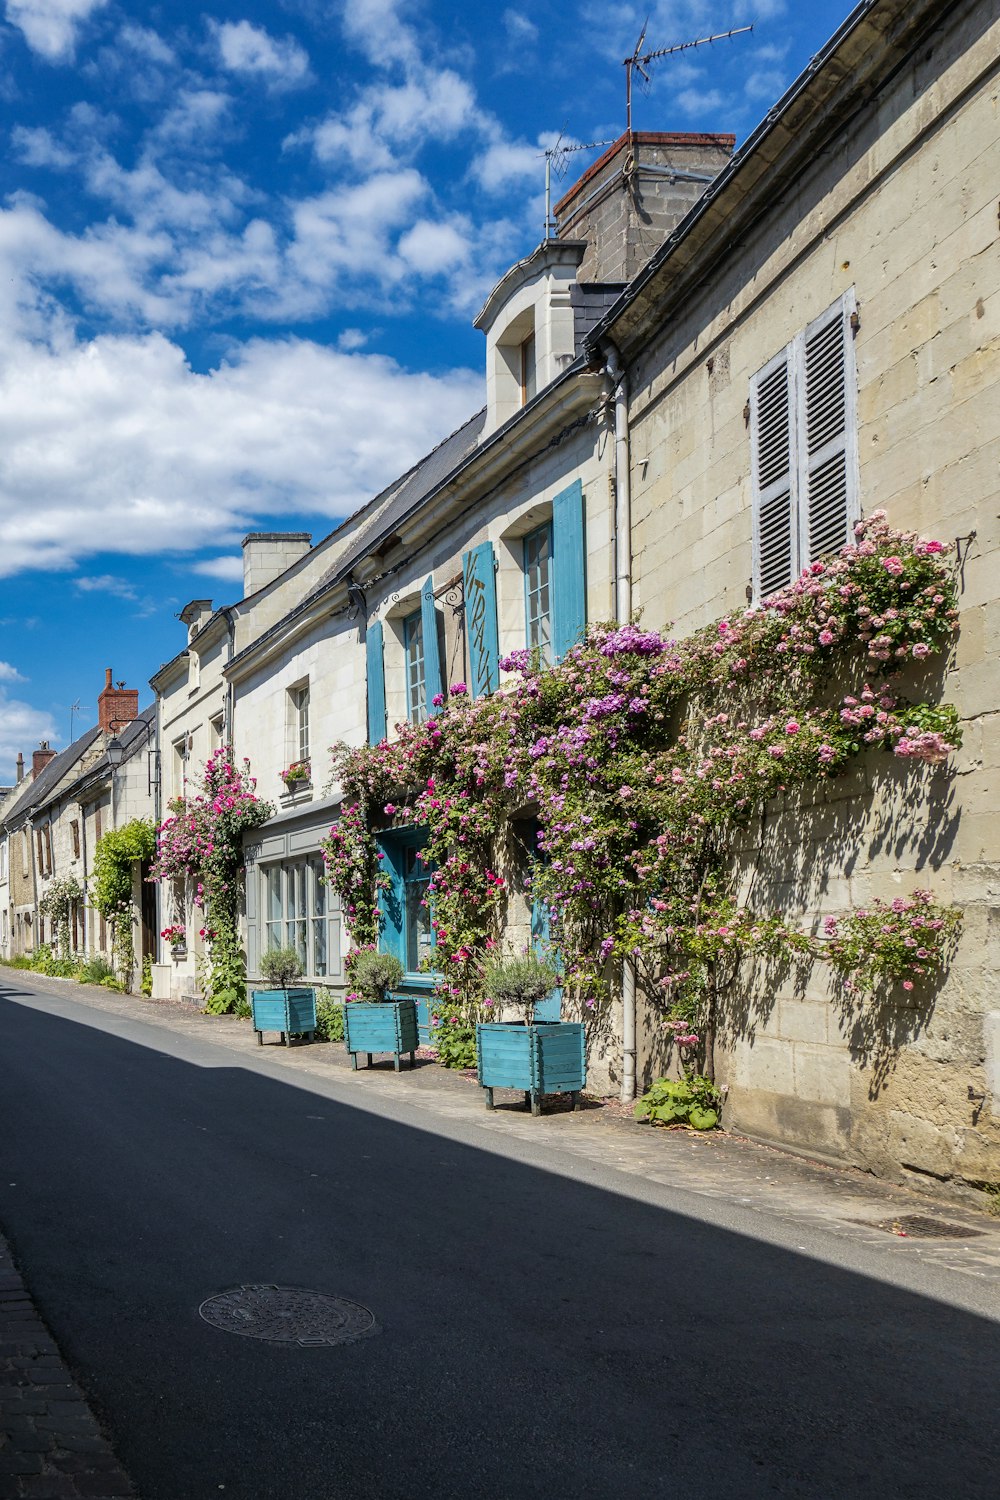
[799,295,858,565]
[750,349,796,602]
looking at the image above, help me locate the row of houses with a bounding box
[2,0,997,1195]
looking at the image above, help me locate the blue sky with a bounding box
[0,0,853,777]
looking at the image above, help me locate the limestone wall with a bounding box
[623,1,1000,1195]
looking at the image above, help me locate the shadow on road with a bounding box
[1,983,997,1499]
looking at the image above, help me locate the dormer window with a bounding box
[520,332,537,406]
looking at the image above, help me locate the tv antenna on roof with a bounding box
[69,700,81,740]
[623,20,753,137]
[542,132,616,239]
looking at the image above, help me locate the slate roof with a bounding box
[0,725,103,830]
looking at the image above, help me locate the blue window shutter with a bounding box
[530,893,563,1022]
[462,542,499,698]
[366,620,386,744]
[421,576,443,714]
[552,478,586,660]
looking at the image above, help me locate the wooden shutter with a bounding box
[366,620,386,745]
[750,349,796,601]
[551,478,586,660]
[800,295,858,564]
[420,575,443,715]
[463,542,499,698]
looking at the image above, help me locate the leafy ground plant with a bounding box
[315,997,345,1041]
[634,1074,722,1130]
[432,1013,478,1069]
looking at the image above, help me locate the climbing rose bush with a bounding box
[151,750,274,1013]
[322,514,962,1060]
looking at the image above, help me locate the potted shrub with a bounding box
[342,950,417,1071]
[251,946,317,1046]
[476,952,586,1115]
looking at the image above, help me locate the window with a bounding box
[750,292,859,600]
[523,523,553,664]
[289,682,310,765]
[403,611,426,725]
[209,714,225,752]
[520,331,536,406]
[263,858,329,976]
[379,831,435,975]
[71,820,80,859]
[172,739,187,798]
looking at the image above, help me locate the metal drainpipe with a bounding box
[603,338,637,1105]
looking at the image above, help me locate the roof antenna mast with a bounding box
[624,20,753,138]
[543,131,616,239]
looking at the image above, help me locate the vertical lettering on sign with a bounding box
[462,541,499,698]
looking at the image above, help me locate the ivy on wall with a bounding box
[91,819,156,990]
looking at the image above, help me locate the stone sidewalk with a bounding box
[7,969,1000,1293]
[0,1234,133,1500]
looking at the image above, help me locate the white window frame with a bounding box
[288,681,310,766]
[750,290,859,602]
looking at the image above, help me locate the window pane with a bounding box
[405,878,432,972]
[524,525,553,664]
[312,916,327,977]
[311,861,326,916]
[405,612,426,725]
[267,867,282,924]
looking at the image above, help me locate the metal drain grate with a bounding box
[868,1214,984,1240]
[199,1285,379,1346]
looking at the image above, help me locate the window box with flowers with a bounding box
[161,924,187,960]
[280,760,312,800]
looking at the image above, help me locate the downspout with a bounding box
[603,338,637,1105]
[222,608,236,752]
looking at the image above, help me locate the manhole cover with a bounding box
[866,1214,984,1240]
[199,1285,379,1346]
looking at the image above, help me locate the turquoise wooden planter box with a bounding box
[343,999,418,1072]
[251,987,317,1046]
[476,1022,586,1115]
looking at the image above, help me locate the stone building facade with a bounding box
[585,0,999,1192]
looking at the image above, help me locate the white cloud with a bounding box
[74,574,138,600]
[337,328,368,351]
[0,687,58,780]
[191,556,245,582]
[0,326,481,578]
[0,661,26,682]
[473,138,543,194]
[11,125,77,169]
[117,22,174,65]
[676,86,726,116]
[5,0,109,62]
[397,219,469,275]
[502,10,538,44]
[211,19,311,90]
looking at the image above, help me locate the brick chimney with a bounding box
[98,668,139,735]
[32,741,56,778]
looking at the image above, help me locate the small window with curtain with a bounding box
[404,611,426,725]
[749,291,859,601]
[523,522,553,664]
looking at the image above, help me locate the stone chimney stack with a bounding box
[32,741,57,778]
[16,752,24,783]
[98,668,139,735]
[242,533,312,597]
[554,131,735,284]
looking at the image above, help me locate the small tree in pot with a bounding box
[483,952,560,1024]
[251,947,316,1046]
[349,949,404,1002]
[342,948,415,1071]
[478,949,585,1115]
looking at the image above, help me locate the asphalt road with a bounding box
[2,975,999,1500]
